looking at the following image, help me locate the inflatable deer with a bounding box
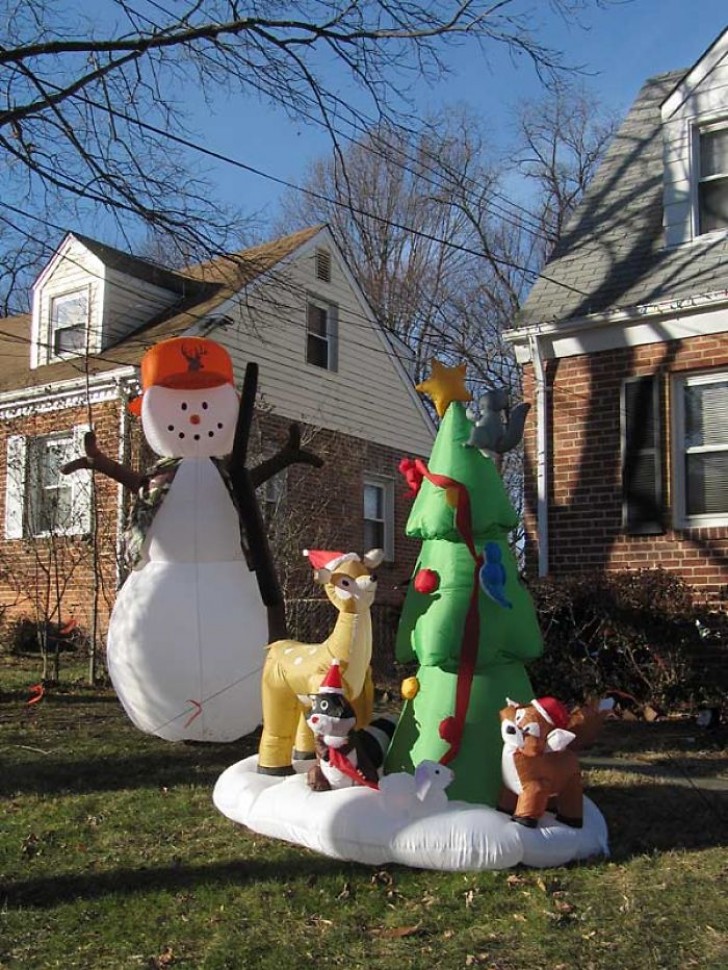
[257,548,384,775]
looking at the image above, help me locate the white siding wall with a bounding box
[218,241,434,456]
[31,237,105,367]
[663,42,728,248]
[101,267,181,347]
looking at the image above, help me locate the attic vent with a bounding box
[315,248,331,283]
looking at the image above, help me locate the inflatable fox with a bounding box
[498,696,613,829]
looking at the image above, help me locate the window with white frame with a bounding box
[363,475,394,560]
[50,288,89,356]
[306,299,338,371]
[672,371,728,525]
[4,428,92,538]
[696,122,728,236]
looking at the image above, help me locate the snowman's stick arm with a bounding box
[60,431,145,493]
[249,424,324,488]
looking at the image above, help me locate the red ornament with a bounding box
[414,568,440,594]
[439,716,458,743]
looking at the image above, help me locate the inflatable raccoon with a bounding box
[305,688,396,792]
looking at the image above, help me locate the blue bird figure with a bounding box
[479,541,512,609]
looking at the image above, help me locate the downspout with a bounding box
[115,379,133,590]
[528,335,549,577]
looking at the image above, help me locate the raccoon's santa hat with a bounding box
[318,660,345,695]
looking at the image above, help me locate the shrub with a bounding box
[6,616,88,656]
[528,569,727,714]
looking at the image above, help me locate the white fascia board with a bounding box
[0,366,138,419]
[661,27,728,120]
[31,233,106,293]
[507,291,728,363]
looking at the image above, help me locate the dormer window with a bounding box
[697,122,728,235]
[51,288,88,356]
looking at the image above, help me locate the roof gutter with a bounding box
[506,287,728,360]
[528,334,549,578]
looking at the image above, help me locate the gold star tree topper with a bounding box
[416,360,472,418]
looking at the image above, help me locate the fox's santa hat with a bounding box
[303,549,359,572]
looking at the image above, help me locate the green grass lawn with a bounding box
[1,654,727,970]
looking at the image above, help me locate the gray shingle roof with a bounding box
[517,69,728,328]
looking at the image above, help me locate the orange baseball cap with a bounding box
[128,337,234,414]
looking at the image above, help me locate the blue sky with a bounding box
[184,1,727,225]
[59,1,727,241]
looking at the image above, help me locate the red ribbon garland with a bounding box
[413,459,483,766]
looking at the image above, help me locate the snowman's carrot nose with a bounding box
[190,413,201,425]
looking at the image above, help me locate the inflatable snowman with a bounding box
[64,336,321,742]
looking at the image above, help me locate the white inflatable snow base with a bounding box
[213,756,609,871]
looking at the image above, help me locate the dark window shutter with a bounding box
[622,377,663,535]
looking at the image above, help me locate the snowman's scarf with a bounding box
[123,457,251,570]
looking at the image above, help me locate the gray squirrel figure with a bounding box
[465,388,531,456]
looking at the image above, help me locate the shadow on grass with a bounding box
[1,854,359,910]
[1,740,260,798]
[591,780,728,860]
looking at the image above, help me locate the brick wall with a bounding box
[521,333,728,605]
[1,404,422,646]
[0,402,121,638]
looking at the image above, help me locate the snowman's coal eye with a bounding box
[202,402,208,410]
[217,422,223,430]
[181,402,188,411]
[167,425,174,432]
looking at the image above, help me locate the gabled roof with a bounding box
[0,225,323,394]
[517,68,728,328]
[68,234,196,295]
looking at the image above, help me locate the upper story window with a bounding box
[696,122,728,235]
[315,248,331,283]
[306,299,338,371]
[672,371,728,527]
[51,288,89,356]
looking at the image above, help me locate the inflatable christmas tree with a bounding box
[384,361,543,805]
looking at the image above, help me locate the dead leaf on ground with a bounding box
[305,915,333,929]
[370,923,424,939]
[149,946,174,968]
[371,869,394,887]
[337,881,353,900]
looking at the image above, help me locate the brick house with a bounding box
[0,225,434,646]
[506,29,728,605]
